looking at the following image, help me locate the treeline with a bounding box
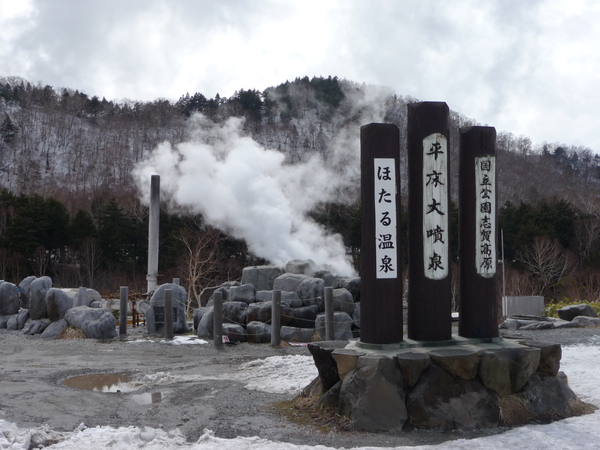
[0,189,262,302]
[1,187,599,304]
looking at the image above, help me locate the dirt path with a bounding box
[1,327,598,447]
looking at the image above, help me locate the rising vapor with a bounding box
[133,114,357,276]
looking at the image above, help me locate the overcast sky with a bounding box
[1,0,598,152]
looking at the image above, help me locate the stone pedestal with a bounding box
[306,338,594,432]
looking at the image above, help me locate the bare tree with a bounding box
[178,225,223,317]
[78,237,102,288]
[517,236,576,296]
[574,217,600,263]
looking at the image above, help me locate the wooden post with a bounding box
[324,286,334,340]
[271,290,281,346]
[147,175,160,294]
[359,123,403,346]
[119,286,128,336]
[407,102,452,341]
[165,289,174,340]
[213,291,223,348]
[458,126,499,338]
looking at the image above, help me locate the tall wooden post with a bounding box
[147,175,160,294]
[407,102,452,341]
[359,123,403,346]
[458,126,499,338]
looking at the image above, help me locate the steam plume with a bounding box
[133,114,358,276]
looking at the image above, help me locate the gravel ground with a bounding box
[1,326,599,448]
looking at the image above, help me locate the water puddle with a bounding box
[131,391,169,404]
[60,372,139,393]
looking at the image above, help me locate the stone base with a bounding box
[305,337,595,432]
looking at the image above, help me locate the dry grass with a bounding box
[58,326,86,340]
[499,394,532,426]
[272,396,350,433]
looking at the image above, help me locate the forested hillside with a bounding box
[1,75,599,306]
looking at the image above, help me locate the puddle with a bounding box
[60,372,139,393]
[131,391,169,404]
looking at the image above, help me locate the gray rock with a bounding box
[554,320,581,329]
[499,318,520,330]
[333,288,355,315]
[46,288,73,322]
[246,301,293,325]
[339,355,407,432]
[297,277,325,302]
[352,302,361,328]
[193,307,206,330]
[558,304,597,321]
[571,316,600,328]
[64,306,117,339]
[255,290,303,308]
[222,323,246,343]
[29,277,52,320]
[519,373,587,422]
[6,314,18,330]
[312,270,339,288]
[146,283,188,334]
[40,319,68,339]
[395,352,431,388]
[519,321,555,330]
[0,282,20,315]
[315,312,354,340]
[429,348,480,380]
[16,309,29,331]
[241,265,284,290]
[289,305,319,328]
[21,319,51,335]
[314,380,342,409]
[197,306,214,339]
[519,339,562,376]
[246,321,271,343]
[222,301,248,325]
[279,326,314,342]
[479,350,512,396]
[285,259,317,275]
[228,284,256,304]
[337,277,361,303]
[307,340,349,390]
[273,273,310,293]
[18,276,37,309]
[407,364,501,429]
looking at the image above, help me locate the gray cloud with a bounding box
[1,0,599,150]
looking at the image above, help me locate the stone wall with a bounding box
[194,261,361,343]
[305,339,595,432]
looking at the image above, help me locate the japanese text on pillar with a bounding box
[423,134,449,280]
[374,158,398,279]
[475,156,496,277]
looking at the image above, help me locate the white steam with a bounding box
[133,114,359,276]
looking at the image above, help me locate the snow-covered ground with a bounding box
[2,342,600,449]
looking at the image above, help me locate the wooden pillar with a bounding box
[458,126,499,338]
[407,102,452,341]
[359,123,403,346]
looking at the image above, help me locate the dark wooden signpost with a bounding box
[407,102,452,341]
[359,123,403,346]
[458,126,499,338]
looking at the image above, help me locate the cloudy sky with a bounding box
[1,0,599,152]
